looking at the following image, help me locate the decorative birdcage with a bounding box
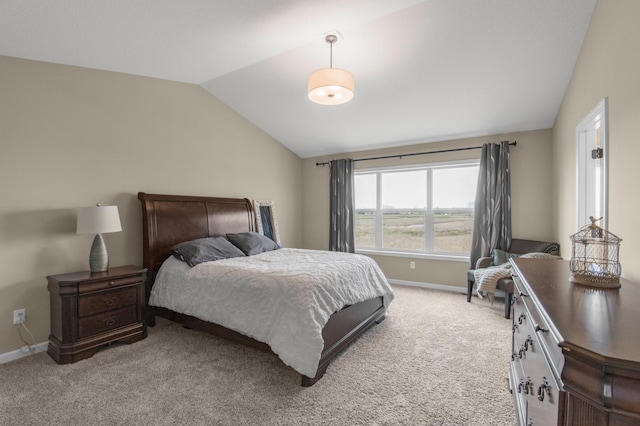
[569,217,622,288]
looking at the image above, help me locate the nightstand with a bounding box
[47,265,147,364]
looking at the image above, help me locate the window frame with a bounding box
[354,159,479,261]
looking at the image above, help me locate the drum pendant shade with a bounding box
[308,34,354,106]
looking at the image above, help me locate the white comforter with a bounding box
[149,248,395,378]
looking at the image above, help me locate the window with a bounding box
[355,161,479,256]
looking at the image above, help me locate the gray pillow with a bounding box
[226,232,280,256]
[171,237,246,267]
[492,249,519,266]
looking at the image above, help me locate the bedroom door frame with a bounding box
[576,97,609,230]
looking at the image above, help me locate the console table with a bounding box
[509,258,640,426]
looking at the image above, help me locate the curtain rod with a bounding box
[315,141,517,166]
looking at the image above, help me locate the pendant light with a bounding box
[308,34,354,105]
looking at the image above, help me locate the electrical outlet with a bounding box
[410,261,416,269]
[13,308,26,325]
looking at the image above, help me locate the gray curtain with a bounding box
[329,159,355,253]
[469,141,512,268]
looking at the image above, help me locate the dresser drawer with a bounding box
[78,286,138,317]
[509,359,527,425]
[523,349,563,426]
[513,277,564,380]
[78,306,138,339]
[512,333,564,426]
[78,275,143,294]
[513,295,545,369]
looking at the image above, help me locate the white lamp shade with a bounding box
[308,68,354,105]
[77,205,122,234]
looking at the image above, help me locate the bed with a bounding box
[138,192,393,386]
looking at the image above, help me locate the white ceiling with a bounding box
[1,0,597,158]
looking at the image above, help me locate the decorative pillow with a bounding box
[519,252,561,260]
[492,249,519,266]
[170,237,246,267]
[226,232,280,256]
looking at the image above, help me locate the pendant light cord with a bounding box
[329,40,333,68]
[325,34,337,69]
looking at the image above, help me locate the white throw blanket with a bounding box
[474,264,511,303]
[474,252,560,301]
[149,248,395,378]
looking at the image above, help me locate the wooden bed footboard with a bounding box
[304,296,386,386]
[147,297,385,386]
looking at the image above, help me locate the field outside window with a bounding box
[355,162,478,256]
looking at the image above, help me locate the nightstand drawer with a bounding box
[79,275,143,294]
[78,306,137,339]
[78,286,138,317]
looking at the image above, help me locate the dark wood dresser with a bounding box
[509,258,640,426]
[47,265,147,364]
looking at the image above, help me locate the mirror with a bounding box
[253,200,281,245]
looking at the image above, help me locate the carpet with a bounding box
[0,285,516,425]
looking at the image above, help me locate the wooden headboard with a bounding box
[137,192,255,277]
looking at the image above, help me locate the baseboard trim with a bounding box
[389,279,508,300]
[388,279,467,294]
[0,341,49,364]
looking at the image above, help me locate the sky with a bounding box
[355,165,479,209]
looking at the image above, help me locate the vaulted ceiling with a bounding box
[1,0,597,158]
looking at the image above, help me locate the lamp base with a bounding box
[89,233,109,272]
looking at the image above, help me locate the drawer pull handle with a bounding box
[524,377,533,395]
[538,377,551,402]
[517,379,524,393]
[518,313,526,325]
[512,324,519,332]
[524,335,533,351]
[105,298,115,307]
[519,291,528,298]
[535,324,548,333]
[109,281,115,286]
[105,318,116,326]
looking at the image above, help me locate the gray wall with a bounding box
[0,56,303,354]
[552,0,640,282]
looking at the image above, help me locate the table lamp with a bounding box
[77,204,122,272]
